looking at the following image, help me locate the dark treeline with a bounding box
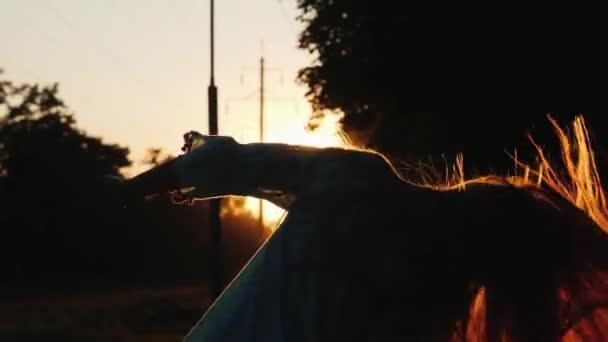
[4,0,608,301]
[6,3,608,340]
[296,1,608,176]
[0,73,268,297]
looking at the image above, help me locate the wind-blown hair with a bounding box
[397,115,608,341]
[125,115,608,342]
[298,115,608,341]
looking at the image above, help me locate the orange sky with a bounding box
[0,0,347,224]
[0,0,345,177]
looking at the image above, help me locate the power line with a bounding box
[224,90,258,118]
[35,0,138,81]
[240,52,283,234]
[275,0,298,36]
[37,0,76,32]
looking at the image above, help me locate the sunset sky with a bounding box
[0,0,344,176]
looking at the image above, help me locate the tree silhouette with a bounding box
[0,72,134,285]
[0,75,130,186]
[141,147,174,168]
[295,1,608,172]
[0,71,270,293]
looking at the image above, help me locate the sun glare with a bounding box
[264,114,347,147]
[233,112,607,339]
[242,113,347,228]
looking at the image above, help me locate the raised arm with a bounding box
[121,132,402,209]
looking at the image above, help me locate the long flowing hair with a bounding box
[406,115,608,341]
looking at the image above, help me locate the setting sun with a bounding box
[241,112,347,228]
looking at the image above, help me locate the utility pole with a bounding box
[207,0,223,300]
[258,55,265,231]
[240,48,282,236]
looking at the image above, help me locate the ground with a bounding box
[0,285,211,342]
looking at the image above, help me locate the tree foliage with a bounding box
[295,1,608,171]
[142,147,174,168]
[0,75,130,187]
[0,72,267,293]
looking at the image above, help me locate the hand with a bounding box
[121,133,239,204]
